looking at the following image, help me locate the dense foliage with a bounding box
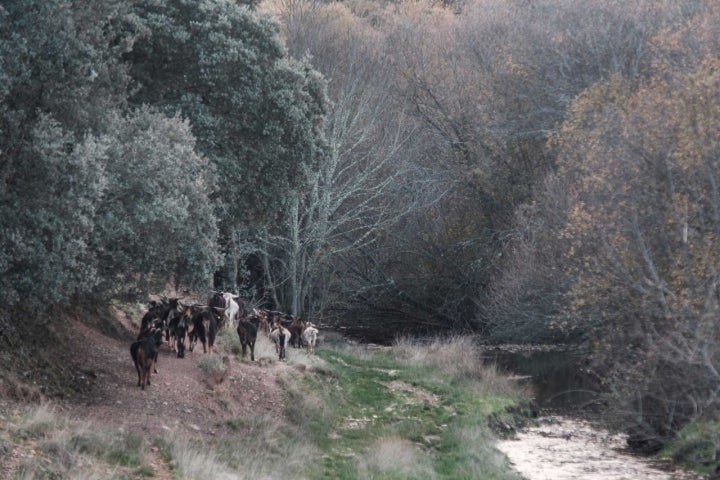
[126,0,328,230]
[550,6,720,444]
[0,0,326,305]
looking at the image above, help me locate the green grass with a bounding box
[197,353,226,374]
[662,420,720,476]
[217,327,243,356]
[282,337,528,479]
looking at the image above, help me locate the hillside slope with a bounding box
[0,308,528,479]
[0,306,304,478]
[61,319,288,439]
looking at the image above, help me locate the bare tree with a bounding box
[259,68,446,316]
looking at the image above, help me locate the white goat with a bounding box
[221,292,240,327]
[302,323,319,354]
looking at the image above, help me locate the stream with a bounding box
[485,347,702,480]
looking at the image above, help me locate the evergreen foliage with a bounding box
[0,115,105,305]
[126,0,328,230]
[0,0,325,306]
[91,108,219,296]
[0,0,135,305]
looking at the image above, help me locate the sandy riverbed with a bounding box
[496,416,701,480]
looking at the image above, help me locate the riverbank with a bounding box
[0,318,529,479]
[485,344,708,480]
[497,416,701,480]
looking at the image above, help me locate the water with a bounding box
[496,416,700,480]
[482,345,601,414]
[486,346,701,480]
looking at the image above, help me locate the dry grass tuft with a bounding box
[7,404,153,479]
[13,402,61,440]
[393,335,527,396]
[255,333,280,358]
[394,335,483,377]
[0,373,44,403]
[449,424,523,479]
[198,354,230,387]
[217,327,243,356]
[170,438,241,480]
[169,416,317,480]
[280,368,336,432]
[359,436,436,479]
[223,415,318,479]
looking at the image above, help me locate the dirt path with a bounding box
[496,416,702,480]
[0,310,314,479]
[59,319,290,441]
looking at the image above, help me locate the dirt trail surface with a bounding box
[58,319,290,440]
[0,309,313,480]
[496,416,702,480]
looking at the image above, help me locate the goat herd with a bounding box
[130,293,320,390]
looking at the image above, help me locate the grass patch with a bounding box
[662,420,720,476]
[167,437,238,479]
[4,404,156,479]
[134,464,156,477]
[358,436,436,479]
[11,402,58,441]
[282,336,528,479]
[198,354,226,374]
[217,327,243,356]
[70,428,145,467]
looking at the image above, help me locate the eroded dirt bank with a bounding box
[496,416,701,480]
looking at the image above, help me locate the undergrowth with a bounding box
[662,420,720,477]
[282,336,529,479]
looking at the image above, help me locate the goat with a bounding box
[302,322,319,354]
[141,297,180,335]
[131,327,163,389]
[209,292,227,330]
[247,308,269,337]
[137,317,164,373]
[166,307,182,353]
[258,309,270,337]
[189,306,217,354]
[175,305,195,358]
[287,315,306,348]
[221,292,242,328]
[269,320,290,361]
[236,320,258,361]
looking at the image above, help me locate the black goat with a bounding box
[137,318,164,373]
[237,320,258,361]
[175,306,195,358]
[131,328,163,389]
[208,292,227,330]
[140,297,180,334]
[189,307,217,354]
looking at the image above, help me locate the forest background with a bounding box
[2,0,720,458]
